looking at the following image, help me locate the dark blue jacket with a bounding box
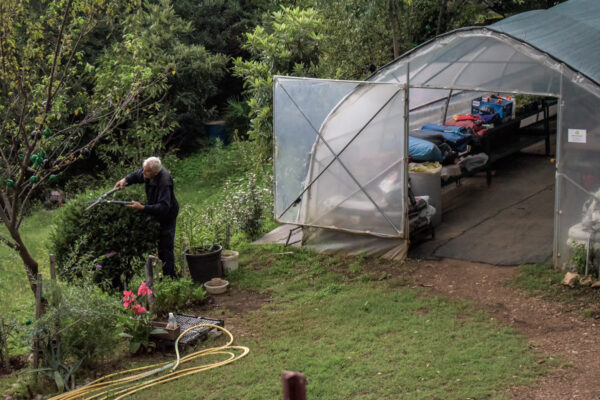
[125,167,179,224]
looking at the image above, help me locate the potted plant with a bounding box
[178,205,223,284]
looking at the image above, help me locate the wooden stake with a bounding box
[0,317,9,370]
[144,255,156,313]
[181,250,189,278]
[33,273,43,375]
[49,254,56,281]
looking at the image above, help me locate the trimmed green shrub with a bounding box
[50,185,159,290]
[153,277,207,316]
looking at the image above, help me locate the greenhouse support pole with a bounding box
[442,89,453,122]
[553,66,564,268]
[404,63,411,240]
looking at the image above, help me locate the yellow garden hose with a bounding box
[49,324,249,400]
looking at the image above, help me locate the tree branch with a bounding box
[0,3,8,97]
[0,189,13,227]
[15,72,165,227]
[0,233,18,251]
[43,0,73,124]
[52,13,98,100]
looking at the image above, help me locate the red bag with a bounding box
[444,114,487,137]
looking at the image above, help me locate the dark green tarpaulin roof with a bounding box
[489,0,600,85]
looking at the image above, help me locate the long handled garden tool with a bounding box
[85,184,132,211]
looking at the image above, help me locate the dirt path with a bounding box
[410,258,600,400]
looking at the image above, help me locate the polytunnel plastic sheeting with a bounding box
[369,31,563,96]
[302,226,408,261]
[273,77,407,238]
[273,77,361,221]
[408,89,480,131]
[304,83,406,237]
[555,74,600,270]
[274,0,600,267]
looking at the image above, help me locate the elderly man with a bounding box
[115,157,179,278]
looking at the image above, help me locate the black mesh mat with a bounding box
[174,314,224,346]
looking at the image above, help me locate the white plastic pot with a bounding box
[204,278,229,295]
[221,250,239,273]
[409,165,442,227]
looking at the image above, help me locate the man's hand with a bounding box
[126,200,145,210]
[115,178,127,189]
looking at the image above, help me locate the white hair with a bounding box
[143,157,162,174]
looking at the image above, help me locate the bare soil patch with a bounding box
[185,287,271,340]
[193,287,271,316]
[409,258,600,399]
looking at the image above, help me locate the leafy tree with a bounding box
[479,0,566,20]
[308,0,565,80]
[305,0,392,79]
[232,5,324,159]
[172,0,274,58]
[170,0,274,135]
[92,0,228,168]
[0,0,172,294]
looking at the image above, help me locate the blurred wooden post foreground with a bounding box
[282,371,306,400]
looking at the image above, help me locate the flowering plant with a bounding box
[119,282,165,353]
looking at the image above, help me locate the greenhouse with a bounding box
[273,0,600,268]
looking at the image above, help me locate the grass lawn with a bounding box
[0,209,54,320]
[123,244,550,400]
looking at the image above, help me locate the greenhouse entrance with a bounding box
[405,92,559,265]
[408,141,556,265]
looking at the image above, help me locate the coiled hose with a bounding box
[49,324,249,400]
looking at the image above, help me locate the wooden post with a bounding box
[282,371,306,400]
[181,250,189,278]
[0,317,9,370]
[49,254,56,281]
[144,255,156,313]
[32,273,43,375]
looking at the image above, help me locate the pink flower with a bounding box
[105,251,117,258]
[122,290,137,308]
[131,304,147,315]
[137,282,152,297]
[95,264,103,270]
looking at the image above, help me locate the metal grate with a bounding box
[174,314,224,346]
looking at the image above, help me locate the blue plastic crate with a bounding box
[472,96,513,120]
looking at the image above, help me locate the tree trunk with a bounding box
[389,0,400,58]
[436,0,448,36]
[8,226,39,294]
